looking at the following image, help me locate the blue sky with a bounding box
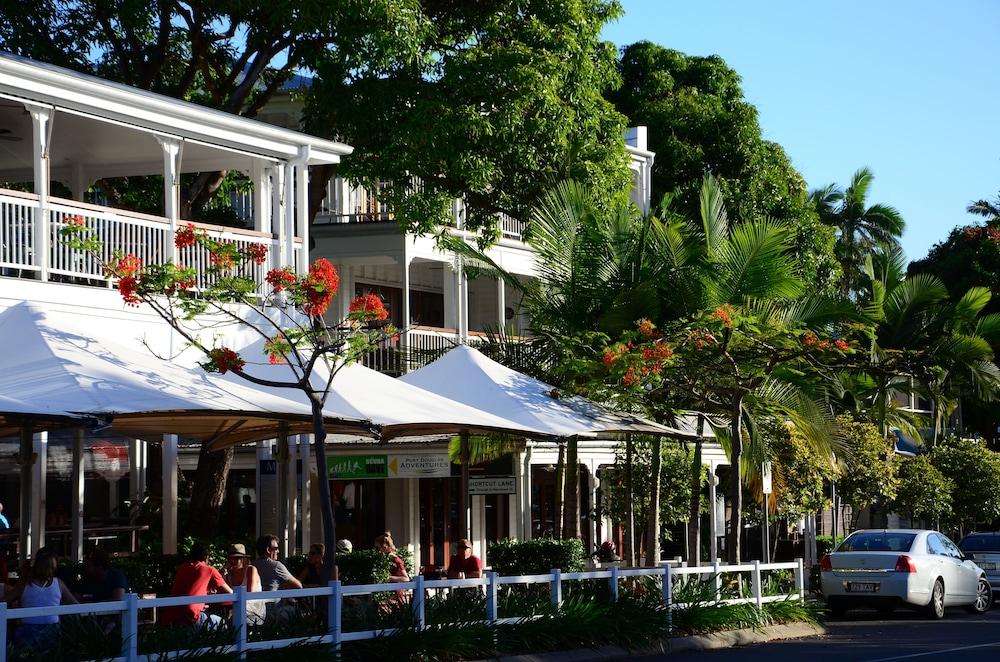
[602,0,1000,261]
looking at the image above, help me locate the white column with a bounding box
[72,428,85,561]
[31,431,48,555]
[401,252,411,351]
[251,160,272,234]
[276,429,290,557]
[157,138,182,262]
[299,435,312,552]
[707,468,718,562]
[521,445,533,540]
[295,146,311,274]
[70,163,89,202]
[443,261,458,330]
[285,434,298,554]
[283,163,296,271]
[459,265,469,340]
[586,461,598,553]
[27,104,53,281]
[272,162,287,269]
[471,495,485,564]
[497,278,506,329]
[162,434,178,555]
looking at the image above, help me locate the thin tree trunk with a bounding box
[563,437,580,539]
[645,437,663,566]
[623,436,635,567]
[553,442,565,539]
[687,431,704,566]
[459,432,470,538]
[727,395,745,564]
[310,395,337,582]
[188,444,235,539]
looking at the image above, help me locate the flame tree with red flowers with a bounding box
[61,221,394,581]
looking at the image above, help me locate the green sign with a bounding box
[327,454,388,479]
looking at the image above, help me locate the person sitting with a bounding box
[298,543,326,587]
[446,538,482,579]
[253,534,301,621]
[160,542,232,629]
[336,538,353,555]
[223,543,266,625]
[77,549,129,603]
[7,549,78,650]
[374,532,409,583]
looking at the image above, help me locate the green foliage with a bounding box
[488,538,586,575]
[309,0,631,237]
[669,577,821,635]
[609,41,839,293]
[765,421,837,520]
[931,437,1000,528]
[835,416,898,516]
[890,454,954,524]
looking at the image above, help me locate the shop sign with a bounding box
[389,454,451,478]
[468,476,517,495]
[327,454,388,479]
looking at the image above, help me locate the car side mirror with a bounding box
[963,553,975,562]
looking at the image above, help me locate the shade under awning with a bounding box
[400,345,698,439]
[0,302,372,445]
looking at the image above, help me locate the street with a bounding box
[641,607,1000,661]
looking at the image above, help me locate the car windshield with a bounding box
[959,535,1000,552]
[837,532,916,552]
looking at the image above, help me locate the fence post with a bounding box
[0,602,7,655]
[712,560,722,599]
[486,571,498,624]
[662,564,672,632]
[233,586,247,659]
[550,568,562,608]
[328,580,342,651]
[122,592,139,662]
[609,565,620,603]
[413,575,426,629]
[752,560,763,609]
[794,557,806,601]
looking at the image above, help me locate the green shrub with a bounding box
[488,538,585,575]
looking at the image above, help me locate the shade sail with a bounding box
[0,302,372,444]
[208,350,550,449]
[400,344,698,439]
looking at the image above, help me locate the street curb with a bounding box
[474,622,827,661]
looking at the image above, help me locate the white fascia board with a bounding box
[0,54,352,164]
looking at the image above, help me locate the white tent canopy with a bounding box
[400,344,698,439]
[0,302,371,444]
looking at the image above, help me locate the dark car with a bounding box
[959,533,1000,596]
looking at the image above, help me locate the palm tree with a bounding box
[967,192,1000,225]
[809,168,905,297]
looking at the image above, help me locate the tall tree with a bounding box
[308,0,631,237]
[967,192,1000,224]
[608,41,839,294]
[808,167,905,297]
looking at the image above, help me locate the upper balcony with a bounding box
[0,53,351,292]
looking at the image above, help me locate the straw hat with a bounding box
[227,543,249,558]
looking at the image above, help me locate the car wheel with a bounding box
[925,579,945,619]
[966,578,992,614]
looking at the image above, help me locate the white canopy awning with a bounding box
[400,344,698,439]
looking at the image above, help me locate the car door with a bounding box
[941,534,978,597]
[927,534,963,602]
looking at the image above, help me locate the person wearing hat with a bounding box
[336,539,353,555]
[446,538,482,579]
[223,543,266,624]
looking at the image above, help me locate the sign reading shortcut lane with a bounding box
[468,476,517,495]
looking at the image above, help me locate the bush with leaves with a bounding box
[890,454,954,526]
[931,437,1000,533]
[835,417,898,527]
[488,538,585,575]
[766,420,837,521]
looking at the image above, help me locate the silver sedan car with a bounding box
[821,529,991,618]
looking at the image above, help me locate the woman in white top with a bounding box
[7,549,78,650]
[223,543,267,625]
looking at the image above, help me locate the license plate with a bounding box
[978,561,998,572]
[846,582,879,593]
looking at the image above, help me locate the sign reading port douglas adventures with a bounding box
[327,453,450,479]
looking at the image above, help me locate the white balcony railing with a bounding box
[1,188,302,292]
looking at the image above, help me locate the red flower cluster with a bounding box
[834,338,850,351]
[602,347,622,366]
[637,318,656,338]
[208,347,245,374]
[641,342,673,362]
[303,259,340,317]
[246,243,268,265]
[265,267,297,293]
[349,293,389,321]
[711,304,735,328]
[623,367,639,387]
[689,329,717,350]
[65,215,86,226]
[118,277,141,306]
[802,332,818,348]
[175,223,199,249]
[963,226,1000,242]
[209,243,236,270]
[117,254,142,276]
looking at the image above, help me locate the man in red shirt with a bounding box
[446,538,482,579]
[161,542,233,628]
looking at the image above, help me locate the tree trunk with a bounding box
[623,436,635,567]
[459,432,470,539]
[687,432,704,566]
[644,437,663,566]
[188,444,235,539]
[553,442,565,539]
[310,396,337,582]
[563,437,580,539]
[727,395,745,564]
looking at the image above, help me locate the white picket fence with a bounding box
[0,559,805,661]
